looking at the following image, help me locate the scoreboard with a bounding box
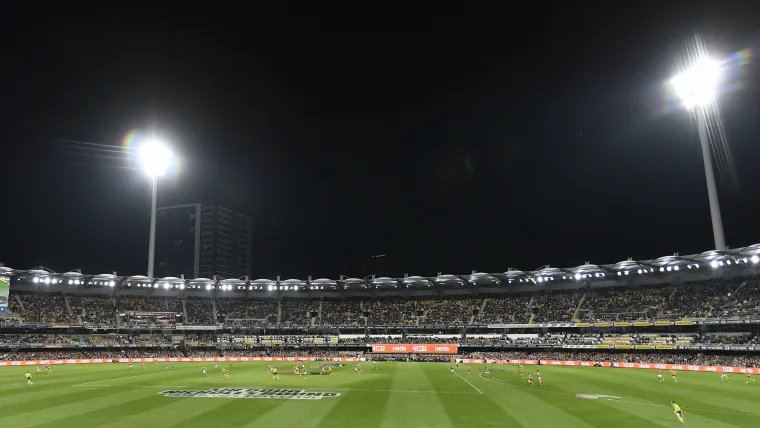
[0,276,8,312]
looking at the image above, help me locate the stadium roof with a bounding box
[3,243,759,288]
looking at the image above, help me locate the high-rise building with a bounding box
[155,204,252,279]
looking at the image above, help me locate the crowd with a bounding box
[459,351,760,367]
[216,299,277,325]
[6,279,760,327]
[68,296,115,324]
[185,299,214,324]
[280,300,319,326]
[117,297,182,313]
[477,295,532,324]
[18,294,75,323]
[318,300,363,326]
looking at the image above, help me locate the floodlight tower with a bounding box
[671,58,726,251]
[139,139,173,279]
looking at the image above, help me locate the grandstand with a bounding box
[0,243,759,368]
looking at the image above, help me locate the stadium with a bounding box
[1,243,760,427]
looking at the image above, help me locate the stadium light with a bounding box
[139,138,173,280]
[671,57,726,251]
[752,255,759,264]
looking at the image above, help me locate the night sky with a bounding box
[5,5,760,280]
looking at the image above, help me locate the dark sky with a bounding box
[4,4,760,279]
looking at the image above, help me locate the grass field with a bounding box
[1,361,759,427]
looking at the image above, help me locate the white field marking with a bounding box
[454,371,483,394]
[73,384,481,395]
[479,372,758,417]
[73,366,197,386]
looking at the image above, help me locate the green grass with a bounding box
[1,361,759,427]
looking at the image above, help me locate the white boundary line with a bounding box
[73,366,197,386]
[478,372,757,416]
[454,371,483,394]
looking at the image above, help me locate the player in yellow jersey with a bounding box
[671,369,678,383]
[272,367,280,379]
[222,367,228,379]
[527,373,534,386]
[518,364,524,378]
[747,372,755,384]
[372,360,377,370]
[25,371,33,385]
[671,401,684,424]
[328,366,333,375]
[45,364,51,374]
[466,365,471,375]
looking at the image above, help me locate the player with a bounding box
[671,401,684,424]
[272,367,280,380]
[222,367,229,379]
[36,366,42,374]
[372,360,377,370]
[141,362,145,368]
[466,365,471,376]
[267,364,273,372]
[328,366,333,375]
[129,363,133,369]
[228,362,232,368]
[721,371,729,383]
[213,362,219,369]
[527,373,534,387]
[671,369,678,383]
[450,364,456,375]
[746,372,755,384]
[535,370,543,385]
[355,363,361,375]
[484,367,491,377]
[657,369,663,382]
[25,370,33,385]
[518,364,524,378]
[201,366,208,376]
[45,363,52,374]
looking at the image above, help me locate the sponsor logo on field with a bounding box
[575,394,620,400]
[159,388,341,400]
[576,394,599,400]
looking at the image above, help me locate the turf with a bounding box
[1,362,758,427]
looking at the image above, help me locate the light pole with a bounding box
[671,58,726,251]
[139,139,173,278]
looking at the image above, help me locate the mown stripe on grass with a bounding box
[3,387,152,428]
[317,362,397,428]
[164,396,290,428]
[422,365,522,428]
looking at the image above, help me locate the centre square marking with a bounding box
[159,388,341,400]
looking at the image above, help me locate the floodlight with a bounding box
[44,278,51,284]
[139,139,173,177]
[752,255,759,264]
[109,280,115,287]
[671,58,721,109]
[574,273,581,280]
[710,260,719,269]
